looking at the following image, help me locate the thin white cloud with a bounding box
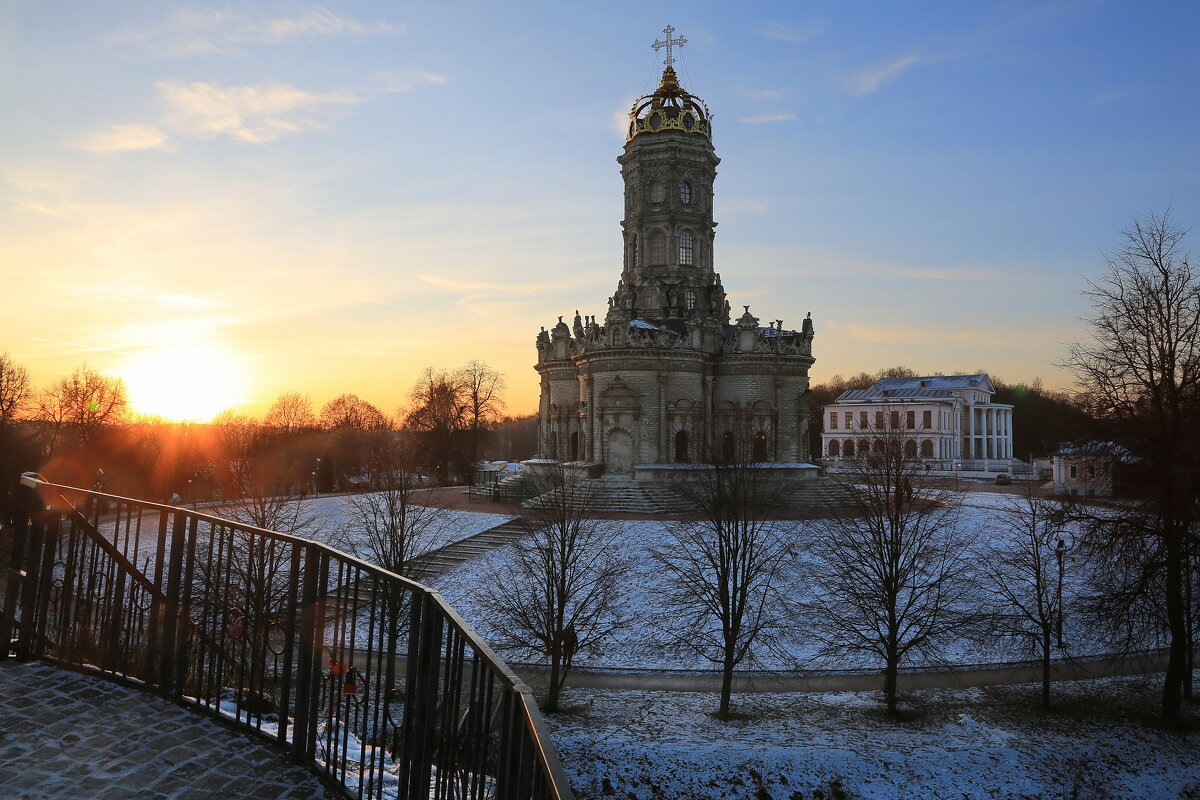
[1093,86,1145,105]
[759,20,828,43]
[76,72,447,150]
[157,80,361,143]
[376,68,449,93]
[112,7,404,57]
[847,54,921,95]
[739,112,796,124]
[77,123,171,152]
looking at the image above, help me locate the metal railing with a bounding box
[1,475,573,800]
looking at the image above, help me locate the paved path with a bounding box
[0,661,336,800]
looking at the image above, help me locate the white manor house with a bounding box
[821,374,1018,473]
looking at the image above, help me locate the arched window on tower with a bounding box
[628,235,638,270]
[679,231,694,265]
[685,290,697,311]
[674,430,689,463]
[649,232,667,265]
[679,182,691,204]
[650,181,664,204]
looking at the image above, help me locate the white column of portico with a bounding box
[991,408,998,460]
[967,403,975,460]
[987,407,995,460]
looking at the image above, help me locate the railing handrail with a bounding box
[18,474,529,682]
[7,475,576,800]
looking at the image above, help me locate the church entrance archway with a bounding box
[753,431,768,462]
[674,430,689,463]
[607,429,634,474]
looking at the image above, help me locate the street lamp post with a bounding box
[314,457,322,497]
[1053,530,1075,649]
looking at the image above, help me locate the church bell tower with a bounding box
[610,28,727,329]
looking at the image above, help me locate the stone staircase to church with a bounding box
[522,479,696,514]
[777,479,859,511]
[408,517,532,580]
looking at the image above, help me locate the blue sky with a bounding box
[2,1,1197,417]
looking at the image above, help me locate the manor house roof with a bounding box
[835,374,996,404]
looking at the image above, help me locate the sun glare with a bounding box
[120,346,249,422]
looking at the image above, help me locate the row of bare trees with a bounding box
[473,413,1195,724]
[0,358,524,521]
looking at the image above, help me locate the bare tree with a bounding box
[36,365,129,455]
[0,352,33,518]
[0,352,30,426]
[264,391,317,433]
[652,424,798,719]
[331,445,446,580]
[975,486,1073,709]
[213,411,315,536]
[459,360,506,480]
[403,368,467,485]
[805,414,974,716]
[481,465,627,712]
[1063,207,1200,721]
[319,394,390,432]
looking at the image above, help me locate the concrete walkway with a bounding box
[0,661,336,800]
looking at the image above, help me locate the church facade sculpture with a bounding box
[535,34,816,476]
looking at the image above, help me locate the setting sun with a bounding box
[119,345,250,421]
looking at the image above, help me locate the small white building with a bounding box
[821,374,1015,470]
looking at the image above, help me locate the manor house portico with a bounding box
[534,30,817,478]
[821,374,1014,466]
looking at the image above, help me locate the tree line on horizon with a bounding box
[0,356,537,520]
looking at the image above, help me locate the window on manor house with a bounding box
[649,232,666,264]
[860,411,868,429]
[679,231,694,265]
[923,410,932,428]
[1069,465,1078,479]
[830,412,838,429]
[891,410,900,429]
[906,410,915,429]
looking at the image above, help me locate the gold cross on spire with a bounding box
[651,24,687,68]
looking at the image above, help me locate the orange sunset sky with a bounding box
[4,2,1198,422]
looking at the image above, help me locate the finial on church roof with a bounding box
[651,25,687,69]
[627,26,710,142]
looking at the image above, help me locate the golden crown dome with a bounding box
[627,66,712,142]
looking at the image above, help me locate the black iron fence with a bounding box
[1,475,573,800]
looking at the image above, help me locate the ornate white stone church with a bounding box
[534,31,817,479]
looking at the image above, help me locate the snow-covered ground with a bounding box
[300,493,513,554]
[92,492,514,573]
[547,675,1200,800]
[433,502,1101,671]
